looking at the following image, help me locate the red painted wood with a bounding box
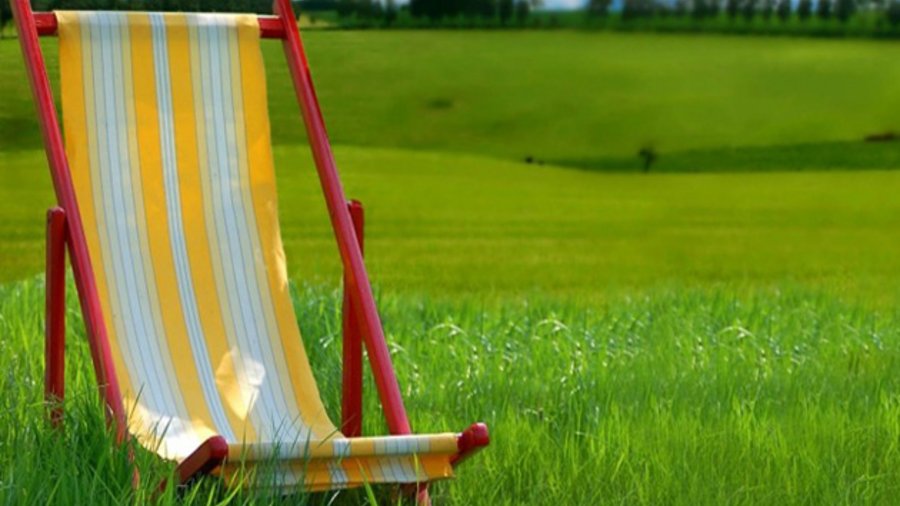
[11,0,127,441]
[179,436,228,482]
[33,11,56,35]
[33,12,286,38]
[416,484,433,506]
[341,200,365,437]
[258,16,286,38]
[157,436,228,493]
[45,207,67,427]
[451,423,490,467]
[272,0,413,436]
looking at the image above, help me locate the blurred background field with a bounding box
[4,145,900,303]
[2,22,900,506]
[2,32,900,301]
[5,32,900,162]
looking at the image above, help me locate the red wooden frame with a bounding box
[45,207,67,427]
[342,200,365,438]
[13,0,488,497]
[272,0,416,438]
[11,0,128,443]
[158,436,229,493]
[31,11,287,38]
[452,423,491,467]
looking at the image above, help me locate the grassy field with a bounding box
[1,28,900,504]
[3,280,900,504]
[3,145,900,302]
[4,32,900,163]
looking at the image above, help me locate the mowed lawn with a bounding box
[2,31,900,298]
[3,145,900,302]
[3,31,900,161]
[2,29,900,505]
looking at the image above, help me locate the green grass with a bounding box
[4,146,900,302]
[8,142,900,302]
[560,140,900,173]
[578,11,900,39]
[2,279,900,504]
[4,32,900,162]
[3,28,900,505]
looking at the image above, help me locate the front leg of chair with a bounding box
[414,484,432,505]
[397,482,431,505]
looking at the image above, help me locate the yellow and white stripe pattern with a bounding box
[56,10,455,490]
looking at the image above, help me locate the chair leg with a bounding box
[45,208,144,486]
[342,199,365,437]
[397,482,431,505]
[45,207,67,427]
[415,484,432,506]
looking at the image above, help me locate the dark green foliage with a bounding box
[479,0,497,18]
[761,0,774,19]
[22,0,849,31]
[8,0,892,31]
[691,0,713,20]
[623,0,655,20]
[588,0,612,17]
[775,0,791,21]
[835,0,856,22]
[384,0,398,25]
[562,140,900,173]
[572,0,888,33]
[336,0,354,17]
[638,146,657,172]
[726,0,740,18]
[297,0,338,9]
[515,0,530,23]
[408,0,424,17]
[889,0,900,26]
[359,0,383,20]
[499,0,514,24]
[742,0,758,20]
[409,0,502,21]
[336,0,384,19]
[0,2,10,37]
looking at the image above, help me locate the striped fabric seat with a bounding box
[56,10,456,490]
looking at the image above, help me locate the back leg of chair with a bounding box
[45,206,67,427]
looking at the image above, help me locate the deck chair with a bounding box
[11,0,487,500]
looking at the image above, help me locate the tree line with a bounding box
[0,0,536,32]
[587,0,900,28]
[3,0,900,34]
[332,0,535,25]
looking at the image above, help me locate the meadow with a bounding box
[1,29,900,504]
[5,31,900,161]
